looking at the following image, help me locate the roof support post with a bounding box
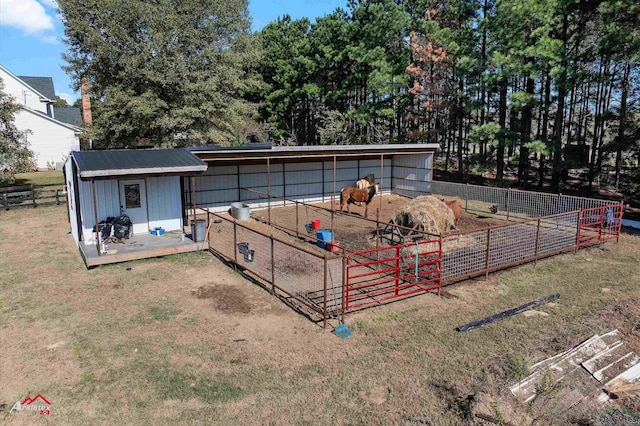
[332,155,336,238]
[91,179,101,256]
[380,154,384,213]
[191,176,197,242]
[267,158,271,224]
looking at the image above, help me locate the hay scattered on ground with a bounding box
[392,196,456,236]
[441,234,480,253]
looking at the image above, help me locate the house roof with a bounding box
[191,143,440,162]
[17,76,56,100]
[71,149,208,179]
[21,106,82,132]
[54,107,82,126]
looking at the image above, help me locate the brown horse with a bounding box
[340,184,377,217]
[440,198,462,227]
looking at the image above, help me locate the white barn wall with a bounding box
[146,176,182,232]
[391,153,433,198]
[14,109,79,169]
[78,179,120,242]
[64,158,80,245]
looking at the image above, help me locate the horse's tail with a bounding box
[339,188,344,208]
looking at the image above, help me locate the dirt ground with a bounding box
[1,205,640,425]
[246,194,508,255]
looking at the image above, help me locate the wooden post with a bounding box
[295,202,299,238]
[267,158,271,225]
[91,180,101,256]
[31,184,36,208]
[55,188,60,205]
[191,176,197,242]
[3,193,8,210]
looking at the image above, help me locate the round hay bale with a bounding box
[392,196,456,236]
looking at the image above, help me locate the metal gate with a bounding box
[345,239,442,310]
[577,204,623,248]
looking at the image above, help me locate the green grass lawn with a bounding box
[1,205,639,425]
[2,171,65,187]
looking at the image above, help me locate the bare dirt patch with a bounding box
[192,284,252,314]
[233,194,510,255]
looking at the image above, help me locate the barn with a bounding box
[63,143,622,323]
[64,143,439,267]
[64,149,209,266]
[190,143,438,210]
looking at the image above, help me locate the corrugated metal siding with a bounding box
[147,177,182,231]
[196,157,396,211]
[79,179,120,241]
[391,153,433,198]
[194,164,238,209]
[65,158,80,245]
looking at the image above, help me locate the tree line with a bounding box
[57,0,639,190]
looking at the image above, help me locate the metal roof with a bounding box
[54,107,82,126]
[191,143,440,161]
[17,76,56,100]
[72,149,208,179]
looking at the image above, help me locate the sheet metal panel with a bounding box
[391,153,433,198]
[64,157,80,245]
[146,176,182,231]
[79,179,120,241]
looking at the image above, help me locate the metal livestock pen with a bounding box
[204,181,623,326]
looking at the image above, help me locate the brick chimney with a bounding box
[80,77,92,127]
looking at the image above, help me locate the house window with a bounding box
[124,184,141,208]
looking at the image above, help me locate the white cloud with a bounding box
[0,0,54,34]
[57,92,76,105]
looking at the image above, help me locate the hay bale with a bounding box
[392,195,456,236]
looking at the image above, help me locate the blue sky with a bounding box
[0,0,348,103]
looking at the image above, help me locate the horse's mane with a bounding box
[363,174,375,184]
[365,183,377,204]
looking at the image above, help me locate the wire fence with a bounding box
[207,211,341,326]
[205,181,623,324]
[431,181,618,220]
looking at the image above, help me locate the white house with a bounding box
[0,64,81,169]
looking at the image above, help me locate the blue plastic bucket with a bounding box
[316,230,333,249]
